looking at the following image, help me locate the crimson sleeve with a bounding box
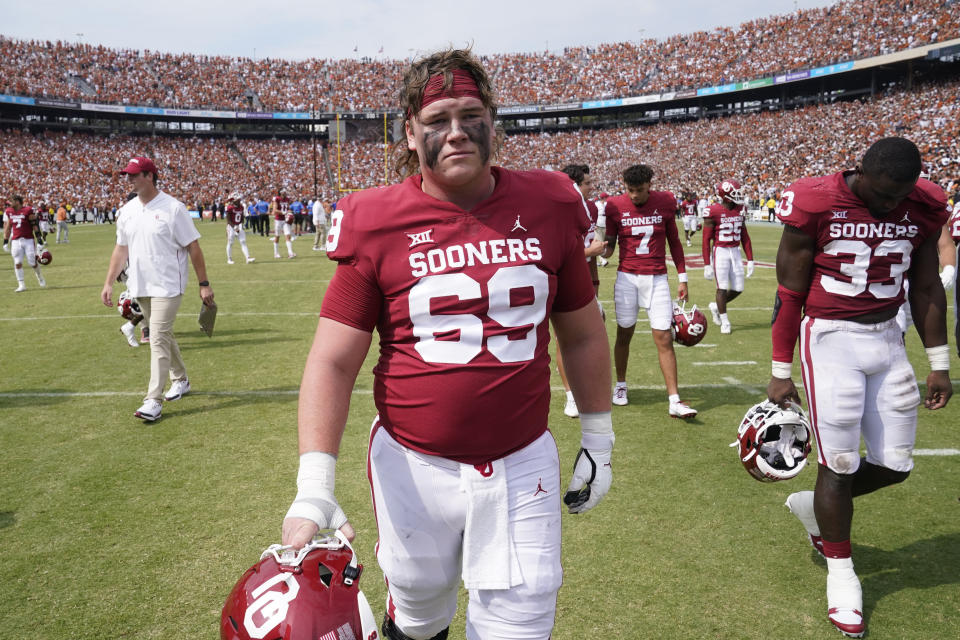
[665,215,686,275]
[771,285,807,364]
[319,263,381,332]
[701,221,714,264]
[741,224,754,261]
[554,230,598,313]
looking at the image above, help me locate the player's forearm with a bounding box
[186,241,209,283]
[103,245,128,285]
[553,307,611,414]
[909,282,949,348]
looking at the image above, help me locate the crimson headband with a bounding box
[416,69,483,114]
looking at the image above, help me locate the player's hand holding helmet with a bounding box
[284,452,352,549]
[730,400,811,482]
[703,263,714,280]
[564,412,614,514]
[672,301,708,347]
[221,530,379,640]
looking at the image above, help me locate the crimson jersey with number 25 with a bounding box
[320,167,595,464]
[775,171,948,319]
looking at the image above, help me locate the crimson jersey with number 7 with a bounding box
[320,167,595,464]
[775,171,947,319]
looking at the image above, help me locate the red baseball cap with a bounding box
[120,157,158,176]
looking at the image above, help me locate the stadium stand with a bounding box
[1,0,957,110]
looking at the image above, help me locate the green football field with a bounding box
[1,221,957,639]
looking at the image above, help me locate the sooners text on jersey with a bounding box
[949,206,960,245]
[776,171,948,319]
[7,206,35,240]
[606,190,684,275]
[321,167,595,464]
[705,203,746,247]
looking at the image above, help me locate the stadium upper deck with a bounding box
[2,0,957,112]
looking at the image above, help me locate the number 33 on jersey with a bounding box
[775,171,949,319]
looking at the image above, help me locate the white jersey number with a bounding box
[820,239,912,299]
[631,225,653,255]
[325,209,344,252]
[717,219,742,243]
[409,264,548,364]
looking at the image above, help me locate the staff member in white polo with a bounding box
[100,157,215,422]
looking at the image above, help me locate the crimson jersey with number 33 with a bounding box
[775,171,948,319]
[320,167,595,464]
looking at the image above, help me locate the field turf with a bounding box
[1,220,957,639]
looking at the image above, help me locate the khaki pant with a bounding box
[139,296,187,402]
[313,223,327,249]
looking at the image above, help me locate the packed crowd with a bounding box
[3,78,959,211]
[2,0,957,111]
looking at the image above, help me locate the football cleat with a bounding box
[708,301,721,326]
[563,393,579,418]
[221,531,379,640]
[227,259,235,265]
[164,379,191,401]
[827,569,865,638]
[14,283,26,292]
[731,400,812,482]
[121,322,139,348]
[672,301,708,346]
[612,385,628,406]
[720,321,732,334]
[134,399,162,422]
[669,400,697,419]
[246,257,256,263]
[785,491,825,557]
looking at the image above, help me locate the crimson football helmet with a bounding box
[731,400,812,482]
[37,248,52,265]
[117,291,143,321]
[284,213,295,225]
[716,179,745,205]
[221,531,379,640]
[672,301,707,346]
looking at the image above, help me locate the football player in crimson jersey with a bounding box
[269,190,296,258]
[555,164,608,418]
[680,191,699,246]
[3,195,47,292]
[224,193,255,264]
[768,137,952,639]
[602,164,696,418]
[280,49,612,640]
[701,179,755,334]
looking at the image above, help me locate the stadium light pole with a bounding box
[312,103,318,199]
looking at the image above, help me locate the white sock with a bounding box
[286,240,294,255]
[615,381,627,389]
[668,394,680,404]
[566,390,575,402]
[241,242,250,259]
[720,313,729,324]
[15,267,24,283]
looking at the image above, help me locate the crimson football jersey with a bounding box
[949,205,960,245]
[272,196,289,220]
[776,171,947,319]
[320,167,595,464]
[704,203,747,248]
[681,200,698,216]
[226,204,243,227]
[605,191,686,275]
[7,207,35,240]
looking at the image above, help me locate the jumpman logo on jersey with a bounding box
[511,214,527,233]
[900,211,911,223]
[533,477,547,496]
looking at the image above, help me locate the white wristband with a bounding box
[296,451,337,496]
[926,344,950,372]
[580,411,615,449]
[772,361,793,379]
[678,272,688,283]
